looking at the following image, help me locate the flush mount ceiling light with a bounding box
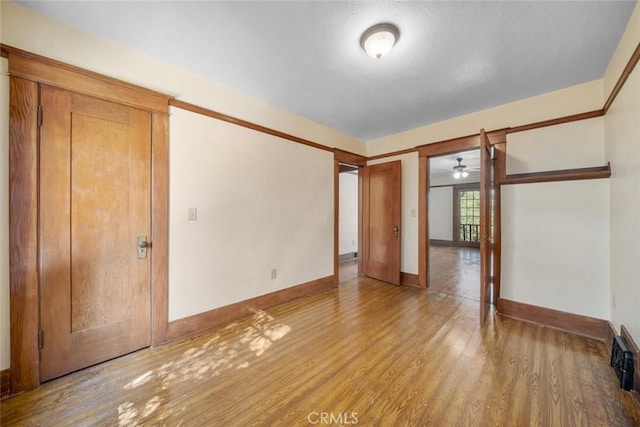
[453,157,469,179]
[360,23,400,59]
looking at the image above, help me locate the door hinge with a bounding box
[37,105,43,127]
[38,330,43,349]
[490,275,495,284]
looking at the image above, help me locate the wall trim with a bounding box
[1,369,10,400]
[620,325,640,409]
[166,275,335,342]
[603,41,640,113]
[497,298,612,342]
[400,272,420,288]
[170,98,335,153]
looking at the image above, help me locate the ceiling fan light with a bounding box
[453,171,461,179]
[361,23,399,59]
[462,171,469,178]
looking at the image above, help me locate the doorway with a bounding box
[338,164,359,283]
[428,150,481,300]
[418,129,503,325]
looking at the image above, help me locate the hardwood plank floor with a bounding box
[2,277,639,426]
[430,245,480,301]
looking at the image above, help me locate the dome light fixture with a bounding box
[360,23,400,59]
[453,157,469,179]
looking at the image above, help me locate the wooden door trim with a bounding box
[8,77,40,394]
[7,51,170,394]
[418,131,505,293]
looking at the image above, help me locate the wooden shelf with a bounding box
[496,163,611,186]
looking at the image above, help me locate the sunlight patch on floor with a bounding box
[117,309,291,425]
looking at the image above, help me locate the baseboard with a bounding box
[1,368,10,400]
[339,252,358,262]
[400,272,421,288]
[620,325,640,408]
[497,298,611,342]
[429,239,453,247]
[167,275,335,342]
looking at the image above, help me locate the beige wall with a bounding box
[604,1,640,345]
[339,172,359,255]
[169,107,333,321]
[1,1,639,371]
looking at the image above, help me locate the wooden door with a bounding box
[479,129,493,325]
[39,85,152,381]
[362,161,401,285]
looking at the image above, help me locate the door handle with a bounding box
[137,236,149,259]
[393,226,399,238]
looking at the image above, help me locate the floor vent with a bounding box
[610,335,635,391]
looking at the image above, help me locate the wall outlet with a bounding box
[271,268,277,280]
[188,207,197,221]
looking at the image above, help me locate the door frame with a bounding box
[417,131,506,294]
[5,46,171,394]
[333,149,367,285]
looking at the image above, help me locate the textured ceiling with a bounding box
[430,149,480,176]
[17,1,637,141]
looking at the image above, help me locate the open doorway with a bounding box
[428,149,481,300]
[338,164,359,283]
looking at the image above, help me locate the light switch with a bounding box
[188,207,198,221]
[410,209,416,218]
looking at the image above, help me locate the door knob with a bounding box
[137,236,149,259]
[393,226,399,238]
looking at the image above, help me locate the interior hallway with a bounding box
[2,277,638,426]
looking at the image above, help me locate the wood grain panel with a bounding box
[0,369,10,400]
[8,77,39,395]
[151,112,169,346]
[497,298,613,342]
[2,277,638,425]
[3,45,169,113]
[418,156,429,288]
[39,86,152,381]
[167,276,335,342]
[362,161,401,285]
[333,159,340,286]
[497,164,611,185]
[400,272,420,288]
[506,109,605,134]
[334,148,366,166]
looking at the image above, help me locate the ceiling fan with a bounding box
[453,157,469,179]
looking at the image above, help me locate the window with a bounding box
[455,186,480,246]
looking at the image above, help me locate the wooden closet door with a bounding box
[362,161,402,285]
[39,85,152,381]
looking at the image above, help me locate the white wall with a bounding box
[430,171,480,187]
[0,57,10,370]
[428,187,453,241]
[499,118,610,319]
[169,107,334,321]
[368,153,419,275]
[339,172,358,255]
[604,3,640,344]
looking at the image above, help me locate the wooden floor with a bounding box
[430,245,480,301]
[3,279,639,426]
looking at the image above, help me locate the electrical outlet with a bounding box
[188,207,197,221]
[270,268,277,279]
